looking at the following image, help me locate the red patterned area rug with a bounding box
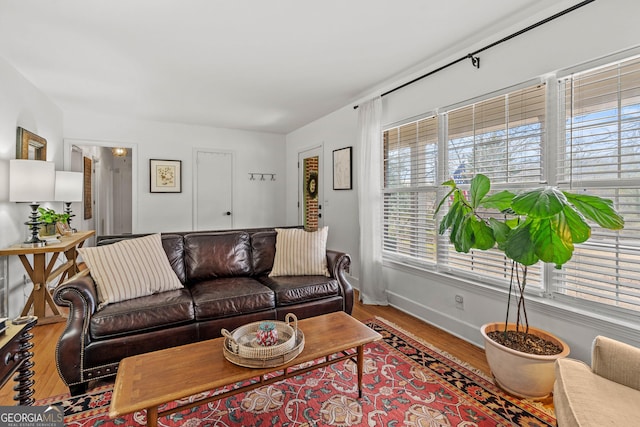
[36,317,556,426]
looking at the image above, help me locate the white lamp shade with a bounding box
[9,160,56,202]
[55,171,83,202]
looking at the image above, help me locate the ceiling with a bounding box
[0,0,570,134]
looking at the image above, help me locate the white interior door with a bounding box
[194,150,233,230]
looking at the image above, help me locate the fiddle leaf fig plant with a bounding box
[435,174,624,351]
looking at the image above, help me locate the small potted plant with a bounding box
[37,207,71,237]
[435,174,624,398]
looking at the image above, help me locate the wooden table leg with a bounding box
[18,253,64,323]
[30,254,46,319]
[357,344,364,398]
[147,406,158,427]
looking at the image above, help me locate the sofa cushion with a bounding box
[79,233,184,308]
[269,227,330,277]
[190,277,275,320]
[259,275,339,306]
[251,230,277,275]
[184,232,252,282]
[90,288,194,339]
[161,234,187,283]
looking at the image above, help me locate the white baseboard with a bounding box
[386,290,485,349]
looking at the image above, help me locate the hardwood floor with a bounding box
[0,295,491,406]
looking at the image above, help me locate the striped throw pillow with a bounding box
[269,227,330,277]
[79,233,183,308]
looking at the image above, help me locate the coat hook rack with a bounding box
[248,172,276,181]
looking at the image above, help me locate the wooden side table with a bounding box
[0,316,37,405]
[0,230,95,324]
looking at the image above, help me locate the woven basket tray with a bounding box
[223,328,305,368]
[221,313,298,360]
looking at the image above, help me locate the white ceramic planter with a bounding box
[481,322,570,400]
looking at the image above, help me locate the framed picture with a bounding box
[150,159,182,193]
[56,221,72,236]
[16,127,47,160]
[333,146,352,190]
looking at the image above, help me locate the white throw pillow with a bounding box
[79,233,183,308]
[269,227,330,277]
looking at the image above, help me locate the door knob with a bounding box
[225,212,232,216]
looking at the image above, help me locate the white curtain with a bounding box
[357,97,387,305]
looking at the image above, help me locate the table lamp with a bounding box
[54,171,83,230]
[9,160,56,247]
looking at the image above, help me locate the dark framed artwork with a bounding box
[150,159,182,193]
[16,127,47,160]
[333,146,352,190]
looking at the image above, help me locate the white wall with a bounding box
[64,110,287,233]
[285,105,361,281]
[0,56,64,318]
[285,0,640,362]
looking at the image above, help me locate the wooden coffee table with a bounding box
[109,311,381,427]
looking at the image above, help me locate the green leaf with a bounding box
[439,198,461,234]
[504,222,539,266]
[562,206,591,244]
[441,179,457,188]
[563,192,625,230]
[469,174,490,209]
[453,215,474,253]
[480,190,516,212]
[469,217,496,250]
[488,218,511,249]
[434,187,456,216]
[511,187,567,218]
[529,217,574,267]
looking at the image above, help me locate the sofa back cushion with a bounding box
[162,234,186,283]
[251,231,277,276]
[184,232,252,282]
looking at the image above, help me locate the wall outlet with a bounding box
[455,294,464,310]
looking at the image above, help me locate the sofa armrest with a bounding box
[52,270,99,387]
[592,335,640,391]
[326,249,354,314]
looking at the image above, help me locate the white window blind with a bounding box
[553,56,640,313]
[382,116,438,265]
[440,84,546,288]
[446,84,546,184]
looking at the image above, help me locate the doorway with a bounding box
[64,139,137,241]
[193,149,234,230]
[298,146,323,230]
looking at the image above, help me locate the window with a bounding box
[381,51,640,315]
[553,56,640,314]
[441,84,546,287]
[382,116,438,266]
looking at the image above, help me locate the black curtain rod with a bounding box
[353,0,596,109]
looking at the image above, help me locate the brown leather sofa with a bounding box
[53,227,353,395]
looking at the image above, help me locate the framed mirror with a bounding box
[16,127,47,160]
